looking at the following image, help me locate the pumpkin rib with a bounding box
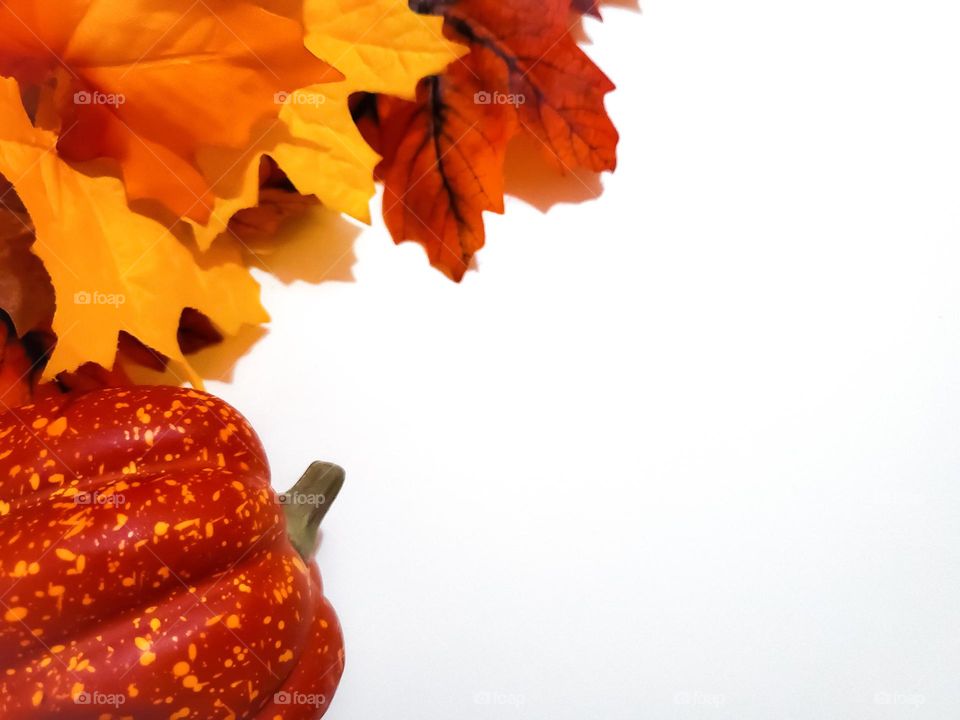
[2,505,290,670]
[2,550,323,716]
[0,466,285,662]
[252,566,344,720]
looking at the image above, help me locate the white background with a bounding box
[208,1,960,718]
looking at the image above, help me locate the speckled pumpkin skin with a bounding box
[0,387,344,719]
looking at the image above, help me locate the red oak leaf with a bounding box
[367,0,618,280]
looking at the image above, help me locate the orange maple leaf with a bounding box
[369,0,618,280]
[0,0,340,223]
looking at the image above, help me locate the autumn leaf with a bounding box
[0,322,38,408]
[368,0,619,280]
[279,0,467,213]
[0,77,268,382]
[0,0,340,223]
[0,322,137,409]
[572,0,602,18]
[187,0,465,250]
[0,182,54,335]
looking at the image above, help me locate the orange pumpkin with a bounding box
[0,386,344,718]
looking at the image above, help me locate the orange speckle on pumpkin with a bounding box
[3,607,27,622]
[46,417,68,437]
[31,418,48,430]
[173,661,190,677]
[154,521,169,536]
[225,614,240,629]
[31,689,43,707]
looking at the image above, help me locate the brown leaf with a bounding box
[0,178,55,335]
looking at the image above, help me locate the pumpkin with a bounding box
[0,386,345,719]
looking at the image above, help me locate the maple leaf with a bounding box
[186,0,466,250]
[0,0,340,223]
[368,0,619,280]
[571,0,602,18]
[0,77,268,382]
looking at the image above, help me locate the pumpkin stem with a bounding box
[281,461,345,559]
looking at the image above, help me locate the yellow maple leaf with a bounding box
[0,77,268,382]
[187,0,467,250]
[0,0,339,223]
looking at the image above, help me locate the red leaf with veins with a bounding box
[367,0,618,280]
